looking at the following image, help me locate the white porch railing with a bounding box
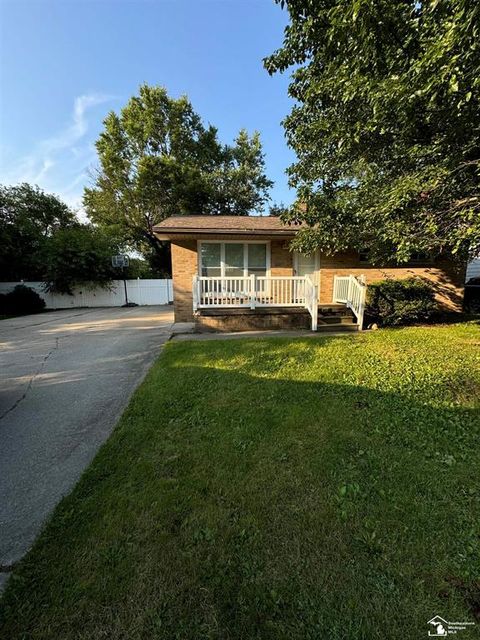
[192,274,364,331]
[304,276,318,331]
[333,275,366,330]
[193,275,318,330]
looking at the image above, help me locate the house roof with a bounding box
[153,215,303,238]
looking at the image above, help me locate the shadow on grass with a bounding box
[1,335,479,640]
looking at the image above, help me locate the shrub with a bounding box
[464,283,480,313]
[365,278,437,327]
[0,285,46,316]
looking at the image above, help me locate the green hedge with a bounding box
[365,278,437,327]
[0,285,46,317]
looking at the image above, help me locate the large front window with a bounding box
[199,242,268,278]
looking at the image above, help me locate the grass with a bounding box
[1,323,480,639]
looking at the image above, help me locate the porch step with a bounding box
[318,315,356,325]
[316,322,359,333]
[317,304,354,318]
[316,304,358,332]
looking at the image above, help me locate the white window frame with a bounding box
[197,240,271,278]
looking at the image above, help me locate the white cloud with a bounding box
[31,158,55,183]
[42,93,111,157]
[0,92,114,218]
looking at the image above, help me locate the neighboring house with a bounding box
[154,216,465,332]
[466,257,480,282]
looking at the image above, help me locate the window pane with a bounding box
[248,244,267,276]
[201,244,221,277]
[248,244,267,268]
[225,244,244,268]
[225,243,245,277]
[409,252,431,264]
[203,266,221,277]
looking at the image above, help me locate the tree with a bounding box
[43,225,120,294]
[0,183,75,280]
[265,0,480,263]
[268,202,291,217]
[0,183,123,293]
[84,84,273,271]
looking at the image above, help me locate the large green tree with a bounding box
[265,0,480,263]
[43,225,121,295]
[0,183,122,293]
[84,85,273,269]
[0,183,75,280]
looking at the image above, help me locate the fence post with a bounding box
[357,275,366,331]
[312,284,318,331]
[250,274,256,309]
[192,275,198,312]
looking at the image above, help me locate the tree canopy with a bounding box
[0,183,121,293]
[0,183,76,281]
[265,0,480,263]
[84,84,273,270]
[43,225,121,295]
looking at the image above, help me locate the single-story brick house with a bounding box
[154,215,465,332]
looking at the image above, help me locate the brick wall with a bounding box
[319,250,465,311]
[171,237,294,322]
[271,240,293,276]
[170,239,465,321]
[171,240,197,322]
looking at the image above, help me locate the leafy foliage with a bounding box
[44,225,121,295]
[84,85,273,269]
[0,183,76,280]
[0,183,127,294]
[123,258,161,279]
[463,283,480,313]
[0,285,46,316]
[265,0,480,263]
[366,277,438,326]
[268,202,291,217]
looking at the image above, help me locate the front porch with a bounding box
[192,274,366,332]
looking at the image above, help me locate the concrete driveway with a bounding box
[0,305,173,589]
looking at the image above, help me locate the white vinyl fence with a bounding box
[0,279,173,309]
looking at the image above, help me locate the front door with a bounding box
[294,251,318,284]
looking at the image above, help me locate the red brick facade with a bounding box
[170,238,465,322]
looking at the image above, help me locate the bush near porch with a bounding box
[1,323,479,639]
[365,277,438,326]
[0,285,46,317]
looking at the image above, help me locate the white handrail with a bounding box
[333,275,366,330]
[305,276,318,331]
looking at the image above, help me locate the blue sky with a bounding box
[0,0,296,217]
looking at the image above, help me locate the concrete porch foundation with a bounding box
[195,305,357,333]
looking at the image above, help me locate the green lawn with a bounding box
[1,324,480,639]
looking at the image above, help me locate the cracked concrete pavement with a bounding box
[0,306,173,590]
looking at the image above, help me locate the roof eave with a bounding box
[153,228,298,239]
